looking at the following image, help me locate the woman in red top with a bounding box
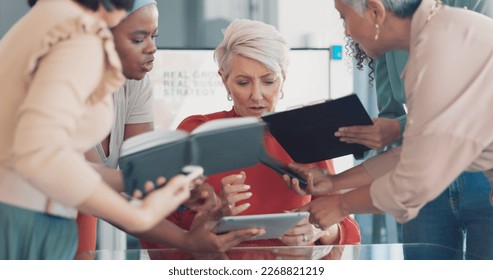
[141,19,360,253]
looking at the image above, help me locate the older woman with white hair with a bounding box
[141,19,361,254]
[285,0,493,258]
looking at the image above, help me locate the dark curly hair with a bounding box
[28,0,134,11]
[344,36,374,85]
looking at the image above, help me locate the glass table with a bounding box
[75,243,483,260]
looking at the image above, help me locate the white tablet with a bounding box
[213,212,310,240]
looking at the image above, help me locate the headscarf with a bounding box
[127,0,157,16]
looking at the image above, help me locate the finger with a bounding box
[287,163,310,174]
[189,178,204,190]
[166,174,193,195]
[338,133,376,144]
[221,172,246,186]
[220,227,266,247]
[308,215,322,229]
[174,186,192,202]
[280,233,310,246]
[156,176,167,187]
[339,137,380,149]
[336,129,374,138]
[144,180,155,193]
[290,178,308,195]
[298,203,311,213]
[188,189,217,212]
[231,203,250,215]
[156,180,191,208]
[227,192,252,205]
[284,220,310,236]
[223,183,250,195]
[336,125,373,135]
[295,217,310,227]
[132,189,143,199]
[304,173,319,193]
[282,174,293,190]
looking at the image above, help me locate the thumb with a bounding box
[204,220,219,231]
[298,203,311,213]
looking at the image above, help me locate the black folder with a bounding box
[118,117,265,195]
[261,94,373,163]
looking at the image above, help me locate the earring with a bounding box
[280,90,284,99]
[374,24,380,41]
[227,94,232,101]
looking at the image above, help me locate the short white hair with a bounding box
[214,19,290,80]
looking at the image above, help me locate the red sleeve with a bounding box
[315,160,335,175]
[177,115,208,133]
[336,215,361,245]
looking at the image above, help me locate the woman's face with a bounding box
[221,54,283,117]
[112,5,158,80]
[334,0,382,58]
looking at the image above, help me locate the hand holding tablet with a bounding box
[213,212,310,240]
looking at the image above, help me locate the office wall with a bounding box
[278,0,352,99]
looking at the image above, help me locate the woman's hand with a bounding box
[220,171,251,215]
[335,118,401,149]
[183,182,220,212]
[280,214,340,246]
[299,195,346,231]
[280,216,325,246]
[81,174,194,233]
[185,193,265,254]
[135,175,193,227]
[283,164,334,195]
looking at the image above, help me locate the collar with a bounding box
[401,0,442,81]
[410,0,443,47]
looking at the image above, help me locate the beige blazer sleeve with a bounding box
[13,34,110,207]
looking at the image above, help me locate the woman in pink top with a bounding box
[285,0,493,255]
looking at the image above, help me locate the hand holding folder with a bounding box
[261,94,373,163]
[119,117,265,195]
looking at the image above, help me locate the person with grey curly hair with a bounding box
[335,0,493,260]
[285,0,493,259]
[152,19,361,254]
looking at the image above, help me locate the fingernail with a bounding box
[243,184,251,190]
[244,192,252,197]
[334,132,340,136]
[236,174,243,179]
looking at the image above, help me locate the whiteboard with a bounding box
[148,49,331,130]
